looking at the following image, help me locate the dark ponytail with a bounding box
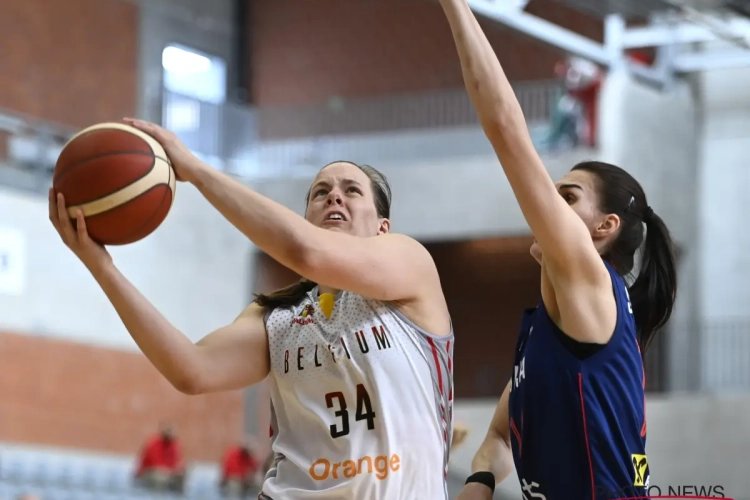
[628,210,678,352]
[572,161,678,354]
[253,160,392,313]
[254,279,317,310]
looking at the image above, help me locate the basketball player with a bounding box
[438,1,678,499]
[48,123,454,499]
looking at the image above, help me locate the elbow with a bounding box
[161,346,209,395]
[480,102,526,142]
[290,234,329,281]
[482,114,520,144]
[170,371,205,396]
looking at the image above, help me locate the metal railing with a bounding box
[0,109,77,193]
[253,80,562,139]
[641,318,750,393]
[700,319,750,390]
[0,80,564,189]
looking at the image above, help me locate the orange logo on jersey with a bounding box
[309,453,401,481]
[292,304,316,325]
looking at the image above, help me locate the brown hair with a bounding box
[254,161,392,311]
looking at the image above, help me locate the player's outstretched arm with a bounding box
[455,381,515,500]
[438,0,604,280]
[124,119,443,306]
[95,265,270,395]
[49,190,270,395]
[192,167,439,303]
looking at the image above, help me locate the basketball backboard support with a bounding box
[467,0,750,77]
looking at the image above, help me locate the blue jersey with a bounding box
[508,262,649,500]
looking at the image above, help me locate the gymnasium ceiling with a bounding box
[543,0,725,19]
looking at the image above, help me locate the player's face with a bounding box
[305,162,389,237]
[530,169,608,261]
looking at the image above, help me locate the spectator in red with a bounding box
[134,422,186,493]
[220,436,261,498]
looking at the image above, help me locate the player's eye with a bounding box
[561,192,575,204]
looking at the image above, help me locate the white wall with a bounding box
[451,395,750,499]
[0,184,251,350]
[696,64,750,391]
[253,127,597,241]
[698,65,750,321]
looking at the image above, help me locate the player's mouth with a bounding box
[322,211,347,226]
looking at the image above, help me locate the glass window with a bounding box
[162,44,227,104]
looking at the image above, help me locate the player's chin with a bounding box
[319,222,351,233]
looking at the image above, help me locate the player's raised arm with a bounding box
[124,119,441,306]
[437,0,603,280]
[189,167,435,303]
[49,190,270,395]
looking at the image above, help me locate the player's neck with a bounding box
[318,285,340,297]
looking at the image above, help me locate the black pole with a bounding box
[233,0,251,103]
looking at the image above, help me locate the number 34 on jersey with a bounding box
[325,384,377,438]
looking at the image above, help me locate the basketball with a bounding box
[53,122,177,245]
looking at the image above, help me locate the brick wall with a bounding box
[0,0,138,128]
[0,332,243,463]
[248,0,601,106]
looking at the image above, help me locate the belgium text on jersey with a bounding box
[282,324,392,373]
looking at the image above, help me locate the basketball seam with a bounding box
[86,181,172,245]
[105,161,174,244]
[60,153,166,207]
[54,150,170,186]
[111,163,173,244]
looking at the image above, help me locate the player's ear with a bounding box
[593,213,620,240]
[378,218,390,235]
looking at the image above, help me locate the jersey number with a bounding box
[324,384,376,438]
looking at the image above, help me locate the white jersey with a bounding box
[260,287,454,500]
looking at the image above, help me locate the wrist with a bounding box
[184,158,214,186]
[86,258,117,281]
[465,471,495,493]
[461,482,495,500]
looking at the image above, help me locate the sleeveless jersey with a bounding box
[260,287,454,500]
[508,262,649,500]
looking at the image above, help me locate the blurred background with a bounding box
[1,0,749,498]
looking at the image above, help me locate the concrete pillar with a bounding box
[598,68,700,392]
[695,63,750,390]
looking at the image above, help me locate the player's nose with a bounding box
[326,192,343,205]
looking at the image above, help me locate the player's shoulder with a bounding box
[379,233,432,257]
[235,301,269,323]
